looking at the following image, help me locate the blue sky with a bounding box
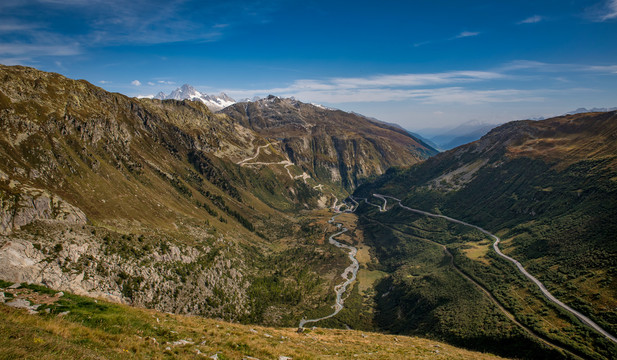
[1,0,617,130]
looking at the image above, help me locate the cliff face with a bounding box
[0,227,251,318]
[222,96,437,190]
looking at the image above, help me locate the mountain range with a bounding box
[1,64,617,359]
[221,96,437,190]
[150,84,236,111]
[415,107,617,151]
[0,65,433,327]
[565,107,617,115]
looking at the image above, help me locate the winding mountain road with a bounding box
[373,194,617,345]
[238,141,313,182]
[237,142,278,165]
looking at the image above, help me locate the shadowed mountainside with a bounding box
[353,111,617,359]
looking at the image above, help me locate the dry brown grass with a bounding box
[505,112,617,170]
[1,301,509,360]
[460,240,491,265]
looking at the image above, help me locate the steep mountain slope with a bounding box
[353,111,617,358]
[0,65,363,326]
[0,65,280,230]
[222,96,437,190]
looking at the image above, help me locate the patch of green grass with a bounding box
[0,280,507,360]
[357,269,388,293]
[20,283,58,295]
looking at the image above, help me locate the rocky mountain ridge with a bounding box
[222,96,438,190]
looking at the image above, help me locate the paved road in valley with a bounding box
[373,193,617,345]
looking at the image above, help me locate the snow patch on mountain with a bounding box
[564,107,617,115]
[149,84,236,111]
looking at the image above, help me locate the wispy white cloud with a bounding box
[329,71,503,89]
[501,60,617,74]
[0,22,37,32]
[600,0,617,20]
[586,64,617,73]
[0,56,33,65]
[131,80,141,86]
[500,60,550,71]
[99,80,111,84]
[0,0,285,65]
[0,18,81,63]
[587,0,617,21]
[413,40,432,47]
[222,61,612,106]
[221,69,535,105]
[0,43,80,56]
[454,31,480,39]
[157,80,175,85]
[517,15,543,24]
[415,30,481,47]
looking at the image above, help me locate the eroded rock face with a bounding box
[0,229,251,319]
[0,181,87,235]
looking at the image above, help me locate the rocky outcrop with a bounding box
[1,180,87,235]
[0,228,251,319]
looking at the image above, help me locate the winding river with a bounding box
[298,202,360,328]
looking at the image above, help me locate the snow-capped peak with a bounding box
[167,84,202,101]
[238,96,262,102]
[154,84,236,111]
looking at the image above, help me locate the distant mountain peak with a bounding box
[154,84,236,111]
[564,107,617,115]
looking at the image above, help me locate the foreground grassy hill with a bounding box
[0,281,506,360]
[353,111,617,359]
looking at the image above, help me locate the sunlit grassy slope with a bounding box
[0,282,506,360]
